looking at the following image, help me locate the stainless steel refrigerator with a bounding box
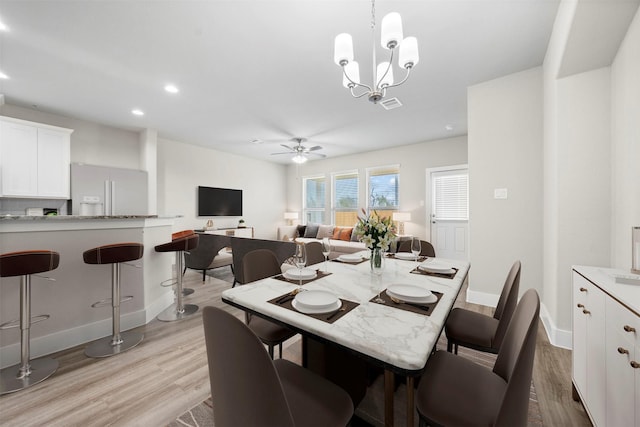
[70,163,148,215]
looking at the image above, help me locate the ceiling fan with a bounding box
[270,137,326,163]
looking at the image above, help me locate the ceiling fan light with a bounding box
[334,33,354,66]
[399,36,419,68]
[376,62,394,87]
[381,12,403,49]
[343,61,360,88]
[292,154,307,164]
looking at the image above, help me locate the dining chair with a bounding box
[397,239,436,257]
[445,260,521,354]
[202,306,354,427]
[416,288,540,427]
[183,233,233,282]
[304,241,326,266]
[242,249,296,359]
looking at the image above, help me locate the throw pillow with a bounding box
[332,227,343,240]
[296,224,307,238]
[317,224,335,239]
[303,223,320,238]
[351,225,361,242]
[339,227,353,241]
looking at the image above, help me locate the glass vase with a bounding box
[370,248,384,271]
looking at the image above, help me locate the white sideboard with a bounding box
[0,116,73,199]
[572,266,640,427]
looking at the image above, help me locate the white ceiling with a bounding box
[0,0,560,164]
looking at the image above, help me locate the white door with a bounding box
[427,166,469,261]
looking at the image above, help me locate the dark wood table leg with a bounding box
[406,376,415,427]
[384,369,395,426]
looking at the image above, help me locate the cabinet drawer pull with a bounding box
[623,325,636,333]
[617,347,629,355]
[582,309,591,315]
[579,287,587,292]
[577,303,584,308]
[631,361,640,369]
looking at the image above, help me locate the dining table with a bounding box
[221,251,470,427]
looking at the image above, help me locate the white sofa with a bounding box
[277,224,367,256]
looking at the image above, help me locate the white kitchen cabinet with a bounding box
[572,271,606,426]
[0,116,72,199]
[573,266,640,427]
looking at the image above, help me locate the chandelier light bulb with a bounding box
[334,33,354,66]
[381,12,403,49]
[292,154,308,164]
[399,36,419,68]
[343,61,360,88]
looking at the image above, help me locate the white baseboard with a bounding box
[0,292,174,369]
[466,288,572,350]
[540,302,572,349]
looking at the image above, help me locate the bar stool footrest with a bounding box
[84,330,144,358]
[90,296,134,308]
[0,314,50,330]
[0,357,58,395]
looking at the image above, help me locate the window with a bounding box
[433,171,468,220]
[332,171,359,227]
[303,175,326,224]
[367,165,399,220]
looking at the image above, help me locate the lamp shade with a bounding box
[376,62,394,87]
[399,36,419,68]
[381,12,403,49]
[343,61,360,88]
[292,154,307,164]
[334,33,354,65]
[392,212,411,222]
[284,212,299,220]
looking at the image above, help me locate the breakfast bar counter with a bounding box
[0,216,178,368]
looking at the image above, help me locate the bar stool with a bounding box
[0,250,59,395]
[170,230,195,296]
[155,234,199,321]
[83,242,144,358]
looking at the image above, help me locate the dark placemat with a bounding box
[274,269,332,285]
[331,257,368,265]
[268,293,359,324]
[369,290,443,316]
[410,266,458,279]
[386,253,428,262]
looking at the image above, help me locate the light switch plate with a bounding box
[494,188,508,199]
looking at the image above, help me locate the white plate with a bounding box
[294,290,339,309]
[386,284,437,304]
[283,268,317,280]
[337,254,363,263]
[292,298,342,314]
[394,252,419,260]
[418,261,455,274]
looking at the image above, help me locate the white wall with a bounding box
[467,67,544,307]
[284,136,468,240]
[611,9,640,269]
[157,138,288,239]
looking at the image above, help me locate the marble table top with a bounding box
[222,252,470,374]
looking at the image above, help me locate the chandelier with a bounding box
[333,0,419,104]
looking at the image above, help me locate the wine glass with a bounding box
[372,249,385,303]
[322,238,331,272]
[293,242,307,288]
[411,237,422,266]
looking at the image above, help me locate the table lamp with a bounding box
[284,212,299,226]
[392,212,411,235]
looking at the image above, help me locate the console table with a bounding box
[203,227,253,238]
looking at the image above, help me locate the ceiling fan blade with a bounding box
[280,144,294,151]
[306,145,323,152]
[270,152,293,155]
[307,152,327,158]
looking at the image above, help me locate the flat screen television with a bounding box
[198,186,243,217]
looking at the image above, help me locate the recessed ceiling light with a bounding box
[0,71,8,79]
[445,125,454,131]
[164,84,179,94]
[0,21,8,32]
[131,109,144,116]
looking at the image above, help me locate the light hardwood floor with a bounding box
[0,267,590,426]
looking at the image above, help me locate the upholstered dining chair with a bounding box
[445,260,521,354]
[183,233,232,282]
[304,241,326,266]
[202,306,354,427]
[397,239,436,257]
[242,249,296,359]
[416,289,540,427]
